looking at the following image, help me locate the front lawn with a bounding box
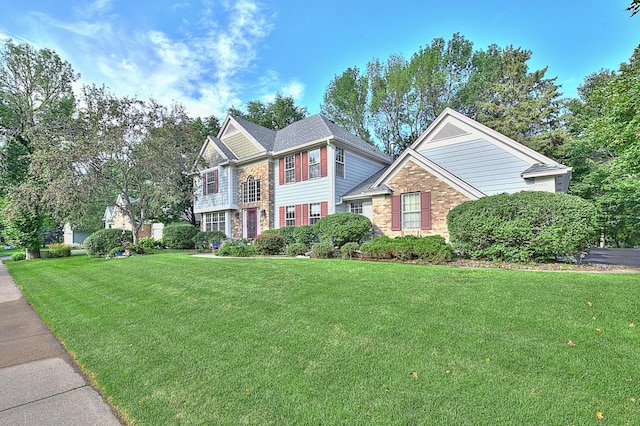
[6,253,640,425]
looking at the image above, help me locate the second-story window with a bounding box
[335,147,345,178]
[242,175,261,203]
[309,149,320,179]
[285,155,295,183]
[203,170,218,195]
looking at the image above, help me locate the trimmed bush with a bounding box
[254,233,285,255]
[48,243,72,258]
[84,229,133,257]
[293,225,318,246]
[194,231,226,249]
[138,237,158,250]
[11,252,26,261]
[311,242,335,259]
[340,242,361,260]
[162,223,199,249]
[447,191,599,262]
[217,239,256,257]
[359,235,452,263]
[263,227,297,245]
[286,242,308,257]
[315,213,374,247]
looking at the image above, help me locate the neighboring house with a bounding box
[193,109,571,241]
[193,114,392,239]
[102,194,164,239]
[62,223,91,247]
[344,108,572,238]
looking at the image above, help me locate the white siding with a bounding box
[422,139,534,195]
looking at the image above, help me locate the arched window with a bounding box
[242,175,261,203]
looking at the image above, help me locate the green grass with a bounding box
[0,246,21,258]
[6,252,640,425]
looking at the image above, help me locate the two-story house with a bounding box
[193,114,392,239]
[194,108,572,241]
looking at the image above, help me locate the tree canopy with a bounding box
[228,94,307,130]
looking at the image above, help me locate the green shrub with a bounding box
[162,223,199,249]
[84,229,133,257]
[264,226,297,245]
[193,231,226,249]
[217,239,256,257]
[359,235,453,263]
[286,242,308,257]
[447,191,599,262]
[340,242,361,260]
[254,233,285,255]
[293,225,318,246]
[311,242,335,259]
[139,237,158,250]
[360,236,395,260]
[315,213,373,247]
[48,243,72,258]
[11,252,26,261]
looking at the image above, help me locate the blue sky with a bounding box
[1,0,637,120]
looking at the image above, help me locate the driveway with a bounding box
[583,248,640,268]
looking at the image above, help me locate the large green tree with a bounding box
[564,46,640,247]
[321,34,563,155]
[0,40,79,257]
[46,85,202,244]
[228,94,307,130]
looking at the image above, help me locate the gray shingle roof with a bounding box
[521,163,569,176]
[210,136,238,160]
[341,167,392,198]
[231,115,277,151]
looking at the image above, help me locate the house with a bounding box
[193,114,392,238]
[193,109,571,240]
[103,194,164,239]
[62,223,91,247]
[343,108,572,238]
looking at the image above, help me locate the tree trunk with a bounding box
[26,249,41,260]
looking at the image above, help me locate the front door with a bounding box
[246,208,258,239]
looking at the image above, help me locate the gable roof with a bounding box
[372,148,486,199]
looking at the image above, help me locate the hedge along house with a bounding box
[342,108,572,239]
[193,114,392,239]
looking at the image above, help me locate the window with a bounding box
[350,201,363,214]
[285,205,296,226]
[308,149,320,179]
[285,155,295,183]
[335,147,345,178]
[203,170,217,195]
[242,176,261,203]
[204,212,225,232]
[402,192,420,230]
[309,203,321,225]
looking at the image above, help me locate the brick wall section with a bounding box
[372,159,471,240]
[233,160,273,238]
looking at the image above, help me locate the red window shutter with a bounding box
[391,195,401,231]
[302,203,309,225]
[279,206,285,228]
[420,192,432,230]
[279,158,284,185]
[320,146,327,177]
[295,153,302,182]
[213,169,219,193]
[295,204,302,226]
[202,173,207,195]
[320,201,328,217]
[301,151,309,181]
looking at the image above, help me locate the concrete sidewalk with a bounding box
[0,262,121,425]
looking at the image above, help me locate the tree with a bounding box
[0,40,79,258]
[320,67,371,143]
[628,0,640,16]
[564,46,640,247]
[46,85,202,244]
[228,94,307,130]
